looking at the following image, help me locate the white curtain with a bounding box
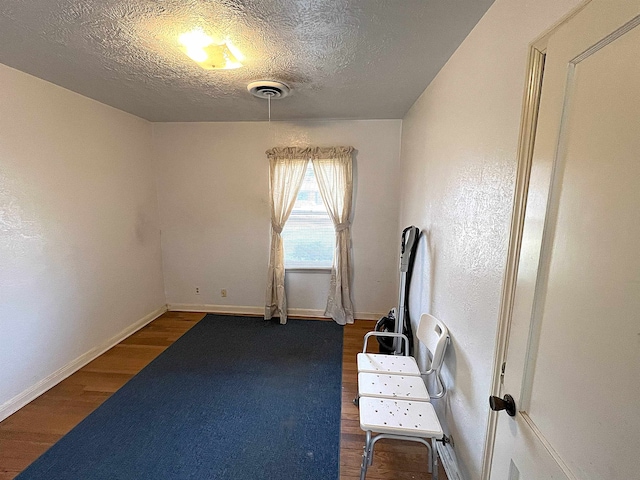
[264,149,309,324]
[311,147,355,325]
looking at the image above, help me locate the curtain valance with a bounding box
[266,146,354,160]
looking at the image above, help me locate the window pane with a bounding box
[282,164,334,268]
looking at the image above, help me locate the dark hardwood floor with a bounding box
[0,312,445,480]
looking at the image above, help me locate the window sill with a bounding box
[285,267,332,273]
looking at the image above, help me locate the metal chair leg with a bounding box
[359,448,367,480]
[431,438,439,480]
[359,431,372,480]
[367,434,375,466]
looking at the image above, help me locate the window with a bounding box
[282,163,334,269]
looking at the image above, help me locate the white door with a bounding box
[490,0,640,478]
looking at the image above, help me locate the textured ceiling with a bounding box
[0,0,494,122]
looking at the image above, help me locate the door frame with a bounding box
[479,3,592,478]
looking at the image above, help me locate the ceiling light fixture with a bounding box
[178,28,243,70]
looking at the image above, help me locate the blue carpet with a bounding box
[18,315,343,480]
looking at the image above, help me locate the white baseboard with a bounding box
[0,305,168,423]
[167,303,383,321]
[167,303,264,316]
[438,442,464,480]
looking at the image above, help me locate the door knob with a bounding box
[489,394,516,417]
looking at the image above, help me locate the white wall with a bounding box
[0,63,166,415]
[398,0,583,478]
[153,120,402,318]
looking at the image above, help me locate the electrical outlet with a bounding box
[195,287,200,295]
[221,289,227,298]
